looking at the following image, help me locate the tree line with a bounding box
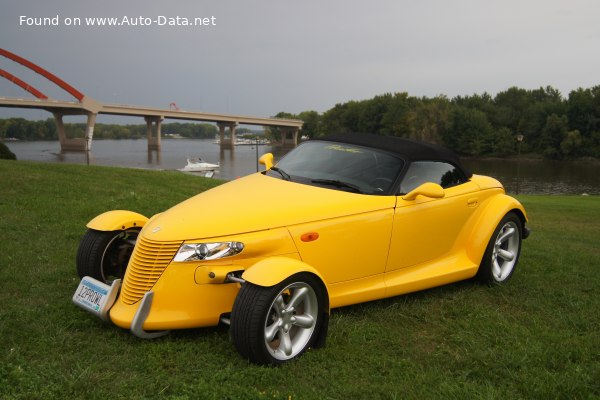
[2,85,599,159]
[0,120,218,141]
[272,85,600,159]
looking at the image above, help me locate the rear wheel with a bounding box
[76,228,139,283]
[230,273,325,365]
[477,212,522,284]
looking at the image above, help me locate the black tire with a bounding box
[76,228,140,283]
[476,212,522,285]
[230,273,325,365]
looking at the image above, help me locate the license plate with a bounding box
[72,277,121,321]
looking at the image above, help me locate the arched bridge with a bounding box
[0,48,303,151]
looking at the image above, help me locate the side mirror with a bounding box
[402,182,445,201]
[258,153,274,170]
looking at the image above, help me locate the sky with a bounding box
[1,0,599,123]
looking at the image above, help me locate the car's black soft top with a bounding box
[316,132,472,178]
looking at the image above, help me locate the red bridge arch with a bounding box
[0,48,85,101]
[0,49,303,153]
[0,68,48,99]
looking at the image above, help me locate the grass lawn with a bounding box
[1,160,599,399]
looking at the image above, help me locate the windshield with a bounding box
[268,141,404,195]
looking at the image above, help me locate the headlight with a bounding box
[173,241,244,262]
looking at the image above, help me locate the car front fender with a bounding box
[242,256,327,290]
[86,210,148,231]
[466,194,528,263]
[240,256,331,349]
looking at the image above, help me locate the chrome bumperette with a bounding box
[100,279,122,322]
[130,291,170,339]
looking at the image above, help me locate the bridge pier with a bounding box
[145,116,163,151]
[54,111,97,152]
[279,127,299,147]
[217,122,238,147]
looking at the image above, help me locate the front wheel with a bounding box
[477,212,522,284]
[76,228,140,283]
[230,273,325,365]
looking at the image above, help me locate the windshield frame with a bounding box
[264,140,406,196]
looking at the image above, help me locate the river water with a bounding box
[5,139,599,195]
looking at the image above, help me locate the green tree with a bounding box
[356,93,392,134]
[519,87,565,150]
[560,130,583,157]
[540,114,569,159]
[443,106,493,156]
[493,87,532,133]
[380,92,413,137]
[408,96,450,143]
[0,119,11,139]
[486,127,516,156]
[320,103,355,134]
[297,110,321,138]
[567,87,597,137]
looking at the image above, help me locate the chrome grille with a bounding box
[121,237,182,305]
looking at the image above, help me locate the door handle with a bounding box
[467,198,479,207]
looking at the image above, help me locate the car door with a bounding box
[289,206,395,284]
[386,161,481,272]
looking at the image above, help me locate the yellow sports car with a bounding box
[73,133,529,364]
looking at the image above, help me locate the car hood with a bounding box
[144,173,396,241]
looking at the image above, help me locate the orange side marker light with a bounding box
[301,232,319,242]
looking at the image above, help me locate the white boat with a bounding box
[234,138,272,146]
[179,157,220,172]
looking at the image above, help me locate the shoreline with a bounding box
[5,138,599,163]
